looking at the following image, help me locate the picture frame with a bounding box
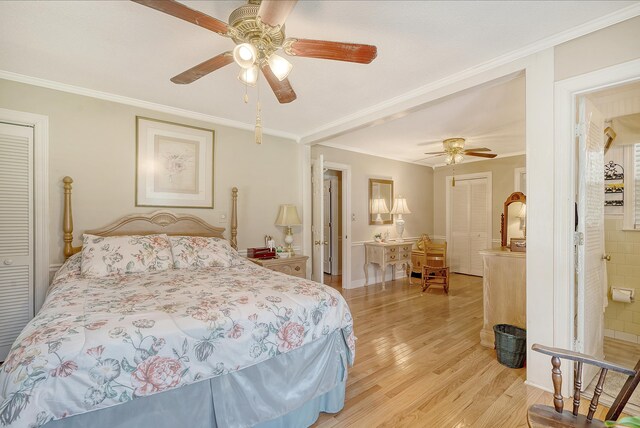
[136,116,214,208]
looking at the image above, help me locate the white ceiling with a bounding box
[0,1,638,161]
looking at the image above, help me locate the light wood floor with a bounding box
[313,273,613,427]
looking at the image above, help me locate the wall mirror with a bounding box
[369,178,393,225]
[500,191,526,247]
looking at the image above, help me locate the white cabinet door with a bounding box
[0,122,34,361]
[469,179,489,276]
[450,180,471,274]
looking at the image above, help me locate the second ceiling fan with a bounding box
[423,138,497,164]
[132,0,378,103]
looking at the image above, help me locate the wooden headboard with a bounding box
[62,176,238,259]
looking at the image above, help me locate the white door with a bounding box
[311,155,324,283]
[0,122,34,361]
[450,181,471,273]
[449,178,489,276]
[323,178,331,274]
[576,96,606,386]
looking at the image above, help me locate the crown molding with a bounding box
[300,4,640,146]
[0,70,300,142]
[317,141,433,168]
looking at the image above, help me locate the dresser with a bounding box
[478,249,526,348]
[363,241,412,286]
[249,255,308,279]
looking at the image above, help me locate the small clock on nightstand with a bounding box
[248,255,309,279]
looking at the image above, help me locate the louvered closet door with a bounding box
[0,122,34,361]
[450,181,471,274]
[469,179,488,276]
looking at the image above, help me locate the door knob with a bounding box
[315,240,321,245]
[324,241,328,245]
[3,259,13,266]
[602,254,611,261]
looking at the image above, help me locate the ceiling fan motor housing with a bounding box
[228,2,285,61]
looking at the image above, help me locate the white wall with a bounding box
[310,144,434,286]
[0,78,302,288]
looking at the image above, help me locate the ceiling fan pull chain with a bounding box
[255,77,263,145]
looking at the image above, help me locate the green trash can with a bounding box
[493,324,526,368]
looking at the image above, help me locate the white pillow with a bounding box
[169,236,236,269]
[81,234,173,277]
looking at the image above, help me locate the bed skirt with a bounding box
[43,330,349,428]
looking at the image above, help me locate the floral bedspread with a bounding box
[0,255,355,428]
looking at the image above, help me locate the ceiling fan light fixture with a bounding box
[453,153,464,164]
[233,43,258,69]
[267,53,293,81]
[238,65,259,86]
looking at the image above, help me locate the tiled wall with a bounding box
[604,218,640,343]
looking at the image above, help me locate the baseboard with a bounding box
[349,269,410,289]
[605,329,639,344]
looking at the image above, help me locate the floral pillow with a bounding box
[169,236,237,269]
[81,234,173,277]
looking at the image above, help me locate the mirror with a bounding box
[369,178,393,225]
[500,191,526,247]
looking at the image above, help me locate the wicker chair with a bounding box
[528,343,640,428]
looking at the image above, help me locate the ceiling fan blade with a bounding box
[131,0,229,36]
[170,52,234,84]
[283,38,377,64]
[261,63,297,104]
[423,151,446,155]
[463,147,491,152]
[258,0,298,28]
[466,152,497,159]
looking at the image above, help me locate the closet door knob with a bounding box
[3,259,13,266]
[602,254,611,261]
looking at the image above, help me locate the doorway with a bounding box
[323,169,342,287]
[574,81,640,391]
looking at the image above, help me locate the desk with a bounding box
[364,241,412,286]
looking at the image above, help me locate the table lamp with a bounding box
[518,203,527,238]
[371,198,389,224]
[390,196,411,241]
[275,204,302,255]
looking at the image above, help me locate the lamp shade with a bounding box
[267,54,293,81]
[518,203,527,219]
[370,198,389,214]
[275,204,302,226]
[390,196,411,215]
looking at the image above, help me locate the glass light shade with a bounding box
[267,54,293,81]
[453,153,464,164]
[233,43,257,69]
[370,198,389,214]
[390,197,411,215]
[275,204,302,226]
[238,65,258,86]
[445,154,453,165]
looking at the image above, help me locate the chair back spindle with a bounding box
[552,356,564,413]
[572,361,583,416]
[587,368,608,421]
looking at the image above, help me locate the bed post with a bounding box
[63,176,75,259]
[231,187,238,250]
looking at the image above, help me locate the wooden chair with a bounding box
[528,343,640,428]
[421,240,449,294]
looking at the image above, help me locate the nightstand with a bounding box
[248,255,309,279]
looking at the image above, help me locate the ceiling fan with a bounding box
[131,0,378,104]
[422,138,497,164]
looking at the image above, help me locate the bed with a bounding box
[0,178,355,428]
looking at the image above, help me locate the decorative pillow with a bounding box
[81,234,173,277]
[169,236,236,269]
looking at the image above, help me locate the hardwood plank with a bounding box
[313,273,620,427]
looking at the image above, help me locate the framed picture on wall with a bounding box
[136,116,214,208]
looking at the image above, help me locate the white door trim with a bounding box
[554,59,640,386]
[445,172,493,272]
[0,108,49,313]
[554,59,640,358]
[324,161,352,289]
